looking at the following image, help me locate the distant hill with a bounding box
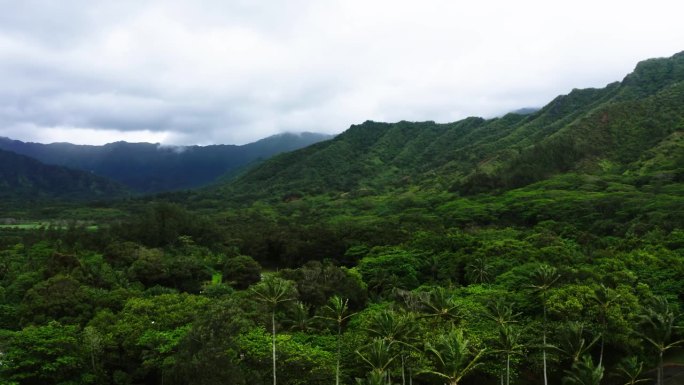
[0,132,332,193]
[0,149,128,202]
[213,51,684,201]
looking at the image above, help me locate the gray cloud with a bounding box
[0,0,683,145]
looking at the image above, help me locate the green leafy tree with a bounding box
[0,322,83,385]
[223,255,262,290]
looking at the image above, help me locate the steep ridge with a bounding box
[215,51,684,201]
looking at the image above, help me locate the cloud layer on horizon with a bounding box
[1,0,683,145]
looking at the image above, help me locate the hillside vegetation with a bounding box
[0,52,683,385]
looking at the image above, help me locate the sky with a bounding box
[0,1,683,146]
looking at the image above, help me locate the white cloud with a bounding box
[0,0,683,145]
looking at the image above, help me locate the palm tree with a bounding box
[484,301,522,385]
[355,371,389,385]
[554,322,600,367]
[484,299,522,326]
[318,296,356,385]
[493,324,524,385]
[420,287,464,324]
[365,310,419,385]
[283,301,314,332]
[465,256,492,284]
[562,355,604,385]
[356,338,398,385]
[423,328,485,385]
[591,284,620,366]
[527,264,560,385]
[251,276,297,385]
[638,296,684,385]
[614,356,649,385]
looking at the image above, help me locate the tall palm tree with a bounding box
[562,355,603,385]
[365,310,419,385]
[420,287,464,324]
[638,296,684,385]
[423,328,485,385]
[614,356,649,385]
[283,301,314,332]
[492,324,524,385]
[318,296,356,385]
[527,264,560,385]
[251,276,297,385]
[484,301,522,385]
[355,371,389,385]
[356,338,398,385]
[554,322,600,367]
[484,300,521,326]
[591,284,620,366]
[465,256,492,284]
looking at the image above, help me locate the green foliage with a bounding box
[223,255,262,290]
[1,51,684,385]
[0,322,83,385]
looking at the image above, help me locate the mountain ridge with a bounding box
[211,51,684,202]
[0,132,332,193]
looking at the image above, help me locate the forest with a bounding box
[0,53,683,385]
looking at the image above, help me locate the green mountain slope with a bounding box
[0,149,128,203]
[214,51,683,201]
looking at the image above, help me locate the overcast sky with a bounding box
[0,0,683,145]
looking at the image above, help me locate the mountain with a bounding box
[213,51,684,202]
[0,132,332,193]
[0,149,128,203]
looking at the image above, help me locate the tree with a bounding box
[283,301,315,332]
[365,309,419,385]
[251,276,298,385]
[493,324,524,385]
[591,284,620,366]
[554,322,600,367]
[465,256,492,284]
[423,328,485,385]
[638,296,684,385]
[484,300,522,385]
[0,322,83,385]
[420,287,464,324]
[223,255,262,290]
[82,325,104,381]
[528,264,560,385]
[318,296,356,385]
[562,355,603,385]
[356,338,398,385]
[614,356,649,385]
